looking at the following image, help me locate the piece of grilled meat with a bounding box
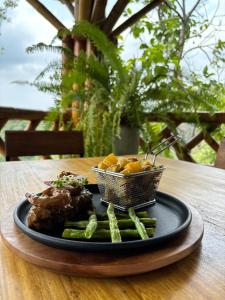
[27,206,65,231]
[26,185,92,231]
[26,187,71,209]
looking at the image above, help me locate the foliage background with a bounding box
[0,0,225,163]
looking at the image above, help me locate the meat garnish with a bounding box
[58,171,78,178]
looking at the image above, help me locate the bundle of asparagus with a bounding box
[62,205,157,243]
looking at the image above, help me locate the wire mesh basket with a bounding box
[92,166,165,210]
[92,136,180,211]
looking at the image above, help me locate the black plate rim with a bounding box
[13,188,192,251]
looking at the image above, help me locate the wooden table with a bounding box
[1,156,225,300]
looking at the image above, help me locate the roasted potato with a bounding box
[102,153,118,167]
[107,164,122,172]
[97,154,154,174]
[117,157,129,169]
[98,161,108,170]
[125,161,142,173]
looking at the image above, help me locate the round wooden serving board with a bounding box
[0,205,203,278]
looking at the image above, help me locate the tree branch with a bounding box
[176,0,183,12]
[187,0,201,19]
[165,1,183,20]
[111,0,164,37]
[182,0,186,17]
[26,0,67,30]
[183,44,214,62]
[103,0,129,34]
[175,0,187,60]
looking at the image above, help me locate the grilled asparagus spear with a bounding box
[62,228,155,240]
[107,203,122,243]
[84,210,97,239]
[65,218,156,229]
[128,207,149,240]
[97,211,149,220]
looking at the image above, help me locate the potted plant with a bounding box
[60,22,155,156]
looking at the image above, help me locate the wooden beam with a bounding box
[26,0,67,30]
[0,137,6,156]
[52,120,60,131]
[186,126,217,151]
[0,119,7,131]
[0,107,47,120]
[61,0,74,17]
[215,138,225,169]
[62,35,74,74]
[78,0,93,21]
[25,120,41,131]
[186,131,204,151]
[91,0,107,24]
[111,0,164,37]
[103,0,129,34]
[160,126,195,162]
[74,0,79,20]
[74,0,93,55]
[146,112,225,124]
[204,133,219,152]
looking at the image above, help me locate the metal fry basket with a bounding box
[92,136,180,211]
[92,166,164,210]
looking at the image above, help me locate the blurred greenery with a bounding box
[191,141,216,165]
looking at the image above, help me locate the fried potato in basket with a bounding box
[97,154,153,174]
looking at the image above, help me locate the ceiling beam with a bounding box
[78,0,93,21]
[74,0,79,20]
[26,0,67,31]
[61,0,74,17]
[103,0,129,34]
[111,0,164,37]
[91,0,107,24]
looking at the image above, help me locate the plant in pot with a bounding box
[60,22,149,156]
[112,67,145,155]
[43,21,201,157]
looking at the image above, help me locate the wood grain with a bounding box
[0,205,203,277]
[1,156,225,299]
[215,137,225,169]
[5,130,84,160]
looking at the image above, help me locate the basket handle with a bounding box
[145,135,181,165]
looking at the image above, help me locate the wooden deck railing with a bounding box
[145,112,224,163]
[0,107,225,164]
[0,107,58,157]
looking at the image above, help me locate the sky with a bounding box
[0,0,72,110]
[0,0,224,111]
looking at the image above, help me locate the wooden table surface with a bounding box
[0,156,225,300]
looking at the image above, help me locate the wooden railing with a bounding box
[0,107,58,157]
[0,107,225,164]
[145,112,224,163]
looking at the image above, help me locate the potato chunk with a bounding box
[125,161,142,173]
[117,157,129,169]
[98,161,108,170]
[102,153,118,167]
